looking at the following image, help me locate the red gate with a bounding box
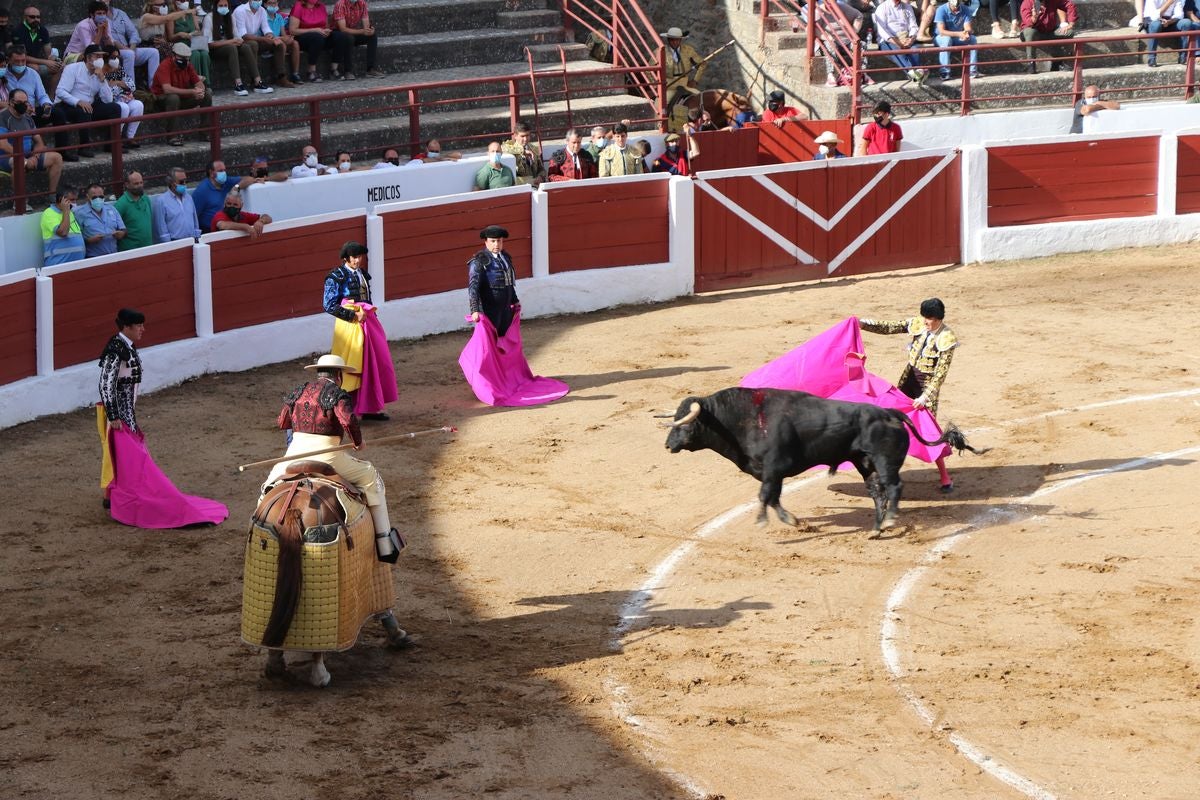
[693,149,961,292]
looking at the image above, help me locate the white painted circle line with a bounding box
[882,443,1200,800]
[607,386,1200,798]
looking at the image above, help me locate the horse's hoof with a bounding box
[264,653,287,679]
[879,515,898,531]
[387,632,416,650]
[310,662,331,688]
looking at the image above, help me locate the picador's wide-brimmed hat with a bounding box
[661,27,689,38]
[305,354,360,374]
[479,225,509,239]
[814,131,843,145]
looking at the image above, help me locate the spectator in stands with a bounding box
[0,88,62,197]
[159,1,211,84]
[1146,0,1192,66]
[211,0,273,96]
[935,0,982,80]
[52,44,123,161]
[807,0,866,87]
[235,0,295,87]
[250,153,290,181]
[12,7,60,92]
[597,123,644,177]
[547,128,598,181]
[114,170,153,251]
[474,141,516,190]
[193,159,256,231]
[151,42,212,147]
[211,187,273,235]
[292,143,335,177]
[502,121,544,186]
[153,166,201,242]
[41,185,86,266]
[264,1,303,85]
[813,130,849,159]
[65,3,118,65]
[406,138,459,165]
[335,150,355,172]
[855,100,903,155]
[101,1,160,90]
[989,0,1022,39]
[761,89,808,126]
[651,132,689,175]
[584,125,609,160]
[634,138,653,173]
[102,44,144,149]
[4,45,55,128]
[1070,84,1120,133]
[372,147,400,169]
[874,0,926,83]
[1020,0,1077,72]
[289,0,336,83]
[0,7,11,53]
[77,182,127,258]
[332,0,383,79]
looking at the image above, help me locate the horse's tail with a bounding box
[891,410,991,455]
[262,508,305,648]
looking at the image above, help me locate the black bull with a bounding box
[663,388,987,534]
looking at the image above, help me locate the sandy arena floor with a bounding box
[2,245,1198,800]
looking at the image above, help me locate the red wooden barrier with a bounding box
[379,191,532,300]
[209,215,366,332]
[689,120,855,172]
[51,246,195,370]
[689,127,759,172]
[988,137,1158,226]
[0,275,37,386]
[694,151,961,292]
[546,177,670,272]
[1176,134,1200,214]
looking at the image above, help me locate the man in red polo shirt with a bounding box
[760,89,808,127]
[210,190,273,235]
[151,42,212,146]
[855,100,903,155]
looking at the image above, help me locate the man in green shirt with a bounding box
[473,141,516,191]
[113,171,152,251]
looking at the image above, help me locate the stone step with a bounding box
[497,9,562,30]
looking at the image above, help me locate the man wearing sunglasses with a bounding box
[12,7,61,90]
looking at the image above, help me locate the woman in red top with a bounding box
[288,0,335,82]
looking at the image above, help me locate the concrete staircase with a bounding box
[10,0,654,209]
[745,0,1196,120]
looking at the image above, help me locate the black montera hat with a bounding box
[116,308,145,327]
[919,298,946,319]
[479,225,509,239]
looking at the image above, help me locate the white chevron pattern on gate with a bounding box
[695,149,958,276]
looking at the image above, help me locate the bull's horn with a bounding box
[671,401,702,427]
[651,412,676,418]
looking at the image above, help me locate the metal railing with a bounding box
[560,0,666,113]
[2,62,666,214]
[849,29,1200,121]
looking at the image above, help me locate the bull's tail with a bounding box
[262,508,305,648]
[891,410,991,455]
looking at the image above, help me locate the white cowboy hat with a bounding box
[661,27,689,38]
[304,354,361,374]
[814,131,843,145]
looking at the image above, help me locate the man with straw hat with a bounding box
[662,25,705,131]
[813,130,848,160]
[264,354,402,561]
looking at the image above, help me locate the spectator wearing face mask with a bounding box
[1070,84,1120,134]
[159,0,212,84]
[232,0,293,88]
[597,123,644,177]
[211,0,274,96]
[114,170,153,251]
[102,45,144,149]
[292,143,335,177]
[547,128,598,181]
[372,147,400,169]
[65,2,118,65]
[761,89,808,127]
[331,0,383,80]
[99,1,161,90]
[210,188,273,235]
[250,154,289,181]
[651,133,689,175]
[812,130,848,160]
[262,1,303,85]
[0,88,63,199]
[474,141,516,190]
[76,182,127,259]
[584,125,609,161]
[150,42,211,147]
[855,100,903,156]
[334,150,356,172]
[153,166,202,243]
[3,45,55,128]
[934,0,982,80]
[52,43,123,160]
[192,159,256,231]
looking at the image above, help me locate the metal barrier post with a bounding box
[960,59,971,116]
[208,108,222,162]
[109,120,124,197]
[1187,31,1197,100]
[508,78,520,128]
[308,99,321,153]
[1071,41,1083,98]
[408,88,420,157]
[11,131,27,215]
[657,47,667,131]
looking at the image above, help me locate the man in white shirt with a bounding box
[233,0,292,87]
[372,147,401,169]
[291,143,335,177]
[50,44,122,160]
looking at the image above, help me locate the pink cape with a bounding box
[458,313,569,407]
[108,429,229,528]
[353,303,399,415]
[740,317,949,463]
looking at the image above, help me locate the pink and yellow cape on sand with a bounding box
[740,317,950,463]
[97,408,228,528]
[331,301,399,415]
[458,312,569,407]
